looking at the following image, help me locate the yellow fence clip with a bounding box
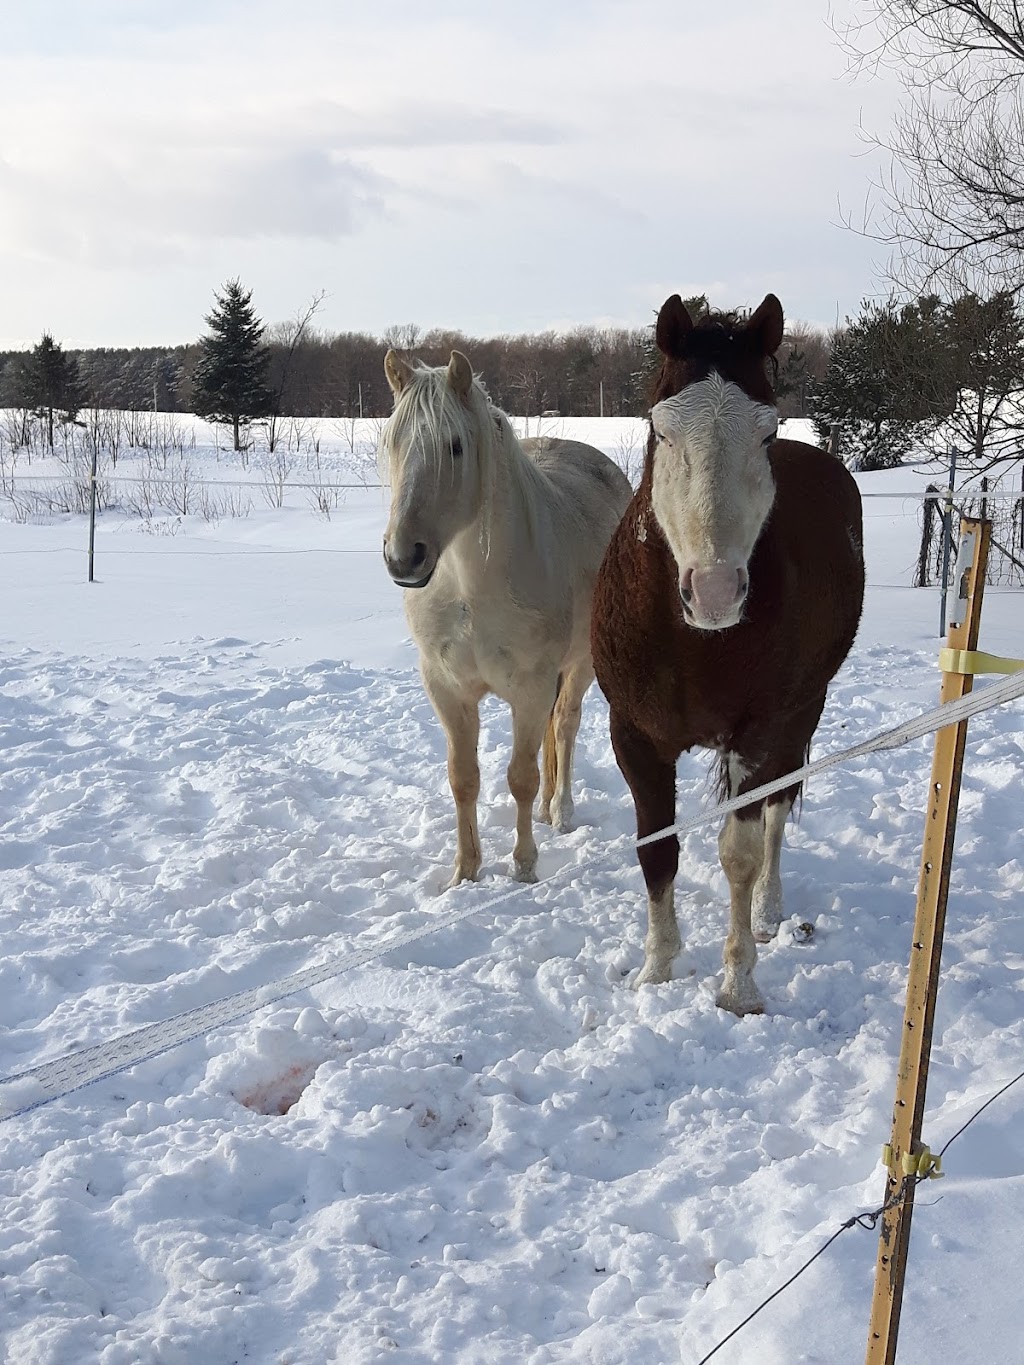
[900,1145,944,1181]
[938,648,1024,676]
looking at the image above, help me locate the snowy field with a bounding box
[1,415,1022,1364]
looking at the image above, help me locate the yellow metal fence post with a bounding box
[865,517,991,1364]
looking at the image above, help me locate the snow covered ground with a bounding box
[1,416,1022,1364]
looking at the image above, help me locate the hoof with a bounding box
[447,865,480,890]
[512,862,538,884]
[715,984,765,1017]
[548,800,575,834]
[633,958,673,988]
[753,927,778,945]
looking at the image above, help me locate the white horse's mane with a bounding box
[384,362,548,556]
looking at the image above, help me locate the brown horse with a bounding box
[591,294,864,1015]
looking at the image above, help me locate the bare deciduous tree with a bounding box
[266,290,327,452]
[840,2,1024,291]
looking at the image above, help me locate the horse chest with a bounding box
[595,537,771,757]
[641,643,757,755]
[408,589,553,695]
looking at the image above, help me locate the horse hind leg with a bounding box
[508,686,557,882]
[544,663,592,833]
[752,796,791,943]
[750,699,825,941]
[538,677,561,826]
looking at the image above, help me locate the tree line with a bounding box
[0,283,830,451]
[5,276,1024,477]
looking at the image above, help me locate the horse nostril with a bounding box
[680,567,694,605]
[411,542,427,571]
[737,570,749,602]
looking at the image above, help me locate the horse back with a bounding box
[522,436,632,509]
[520,436,633,563]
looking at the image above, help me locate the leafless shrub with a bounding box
[261,445,296,509]
[196,485,252,522]
[334,415,384,484]
[613,422,648,488]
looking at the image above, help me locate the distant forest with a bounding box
[0,319,828,421]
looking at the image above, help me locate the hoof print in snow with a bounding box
[792,920,815,944]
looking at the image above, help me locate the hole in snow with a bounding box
[235,1062,316,1115]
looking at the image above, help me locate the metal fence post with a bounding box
[865,516,991,1365]
[938,449,958,636]
[87,439,99,583]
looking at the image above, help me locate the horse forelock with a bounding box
[653,372,778,449]
[383,361,499,550]
[385,364,491,465]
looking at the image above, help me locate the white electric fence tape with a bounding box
[2,667,1022,1123]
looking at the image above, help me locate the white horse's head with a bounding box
[381,349,495,588]
[649,294,783,630]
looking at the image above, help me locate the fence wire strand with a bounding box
[694,1063,1024,1363]
[2,667,1022,1125]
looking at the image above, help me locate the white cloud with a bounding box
[0,0,903,345]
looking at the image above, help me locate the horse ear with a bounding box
[447,350,474,401]
[747,294,784,356]
[384,348,413,395]
[655,295,694,357]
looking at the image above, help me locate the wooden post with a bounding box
[865,516,991,1365]
[938,449,958,637]
[87,438,99,584]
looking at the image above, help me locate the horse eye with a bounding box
[451,437,463,458]
[762,431,777,448]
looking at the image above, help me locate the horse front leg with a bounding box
[610,713,680,986]
[424,673,482,887]
[508,684,558,882]
[751,796,790,943]
[718,809,766,1015]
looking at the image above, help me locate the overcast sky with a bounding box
[0,0,902,349]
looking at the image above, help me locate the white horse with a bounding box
[381,349,632,887]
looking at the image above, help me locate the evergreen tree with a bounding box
[810,297,952,470]
[23,333,85,449]
[192,279,273,450]
[632,294,709,406]
[937,291,1024,466]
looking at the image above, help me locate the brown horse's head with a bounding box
[648,294,784,630]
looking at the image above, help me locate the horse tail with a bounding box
[543,674,563,795]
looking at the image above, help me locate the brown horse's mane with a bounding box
[651,309,779,407]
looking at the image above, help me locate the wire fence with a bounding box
[4,467,1024,599]
[3,666,1022,1125]
[694,1063,1024,1363]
